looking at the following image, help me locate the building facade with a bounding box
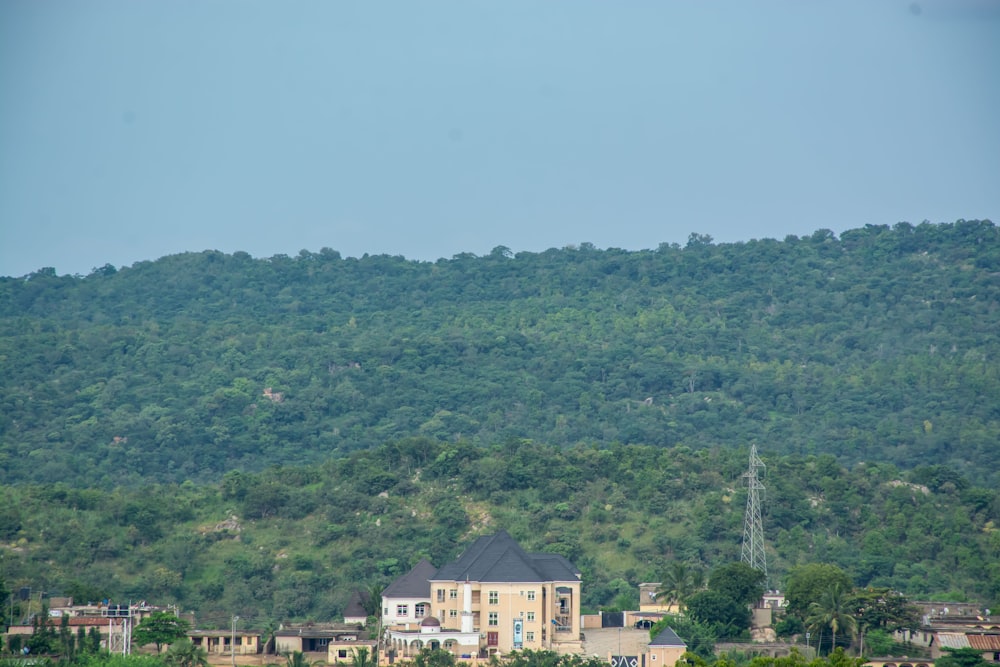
[427,530,583,656]
[381,559,438,630]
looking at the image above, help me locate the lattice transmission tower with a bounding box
[740,444,768,585]
[105,604,133,656]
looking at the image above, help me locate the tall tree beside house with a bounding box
[351,646,376,667]
[132,611,191,654]
[848,588,920,635]
[784,564,854,621]
[88,627,103,654]
[806,585,858,654]
[685,590,751,640]
[26,606,57,655]
[363,584,383,618]
[707,562,767,608]
[58,613,75,660]
[657,562,705,612]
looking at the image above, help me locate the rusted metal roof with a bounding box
[967,635,1000,651]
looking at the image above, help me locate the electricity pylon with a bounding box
[740,444,767,586]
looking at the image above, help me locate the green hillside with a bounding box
[2,441,998,629]
[1,220,998,487]
[1,221,999,628]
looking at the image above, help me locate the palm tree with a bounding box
[806,585,858,654]
[285,651,324,667]
[656,562,705,612]
[656,562,689,611]
[164,639,210,667]
[352,647,375,667]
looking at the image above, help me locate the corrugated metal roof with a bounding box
[936,633,970,649]
[967,635,1000,651]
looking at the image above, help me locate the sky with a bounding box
[1,1,998,278]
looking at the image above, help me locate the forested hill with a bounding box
[1,220,998,487]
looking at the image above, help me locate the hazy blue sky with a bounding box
[1,1,998,278]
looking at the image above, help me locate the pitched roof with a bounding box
[383,559,438,598]
[935,633,970,649]
[431,530,580,583]
[344,590,371,618]
[649,626,686,648]
[967,635,1000,651]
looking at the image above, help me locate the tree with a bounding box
[26,607,57,655]
[785,564,854,620]
[863,629,895,657]
[413,648,456,667]
[849,588,920,634]
[649,616,716,660]
[657,562,704,612]
[362,584,383,618]
[936,647,991,667]
[58,613,75,660]
[285,650,323,667]
[164,638,209,667]
[352,646,376,667]
[132,611,191,654]
[685,590,751,639]
[806,585,857,654]
[708,562,767,607]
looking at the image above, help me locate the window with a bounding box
[488,612,498,626]
[526,612,535,622]
[651,655,658,661]
[415,603,426,618]
[488,591,499,605]
[396,604,408,617]
[338,651,349,659]
[526,591,535,601]
[526,632,534,642]
[449,589,458,599]
[438,589,445,602]
[487,632,498,647]
[449,610,457,618]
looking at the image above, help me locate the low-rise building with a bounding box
[275,623,364,657]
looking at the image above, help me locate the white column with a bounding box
[461,583,473,633]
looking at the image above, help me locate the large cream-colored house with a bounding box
[427,530,583,656]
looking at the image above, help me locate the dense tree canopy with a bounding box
[785,565,855,620]
[1,222,999,629]
[1,221,999,488]
[707,563,766,608]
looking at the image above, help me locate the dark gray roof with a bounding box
[649,626,686,648]
[431,530,580,583]
[344,590,370,618]
[383,559,438,598]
